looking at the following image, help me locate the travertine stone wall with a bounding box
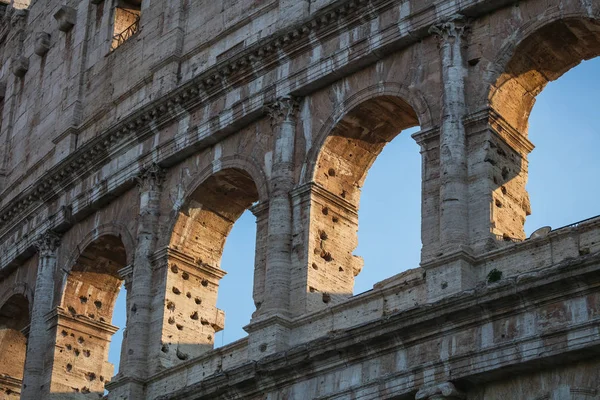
[0,0,599,398]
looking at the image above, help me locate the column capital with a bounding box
[265,96,301,127]
[416,382,465,400]
[429,15,470,41]
[135,162,165,192]
[34,231,61,257]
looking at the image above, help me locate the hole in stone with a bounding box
[322,207,329,215]
[81,387,90,394]
[131,303,137,313]
[495,199,502,208]
[171,264,179,273]
[322,293,331,303]
[68,306,77,315]
[186,292,192,298]
[100,376,104,382]
[309,286,316,293]
[176,324,184,331]
[194,297,202,305]
[501,167,509,180]
[61,330,68,336]
[87,313,95,319]
[66,364,72,372]
[339,267,344,272]
[168,317,175,325]
[207,335,212,341]
[441,282,448,289]
[83,350,90,357]
[166,301,176,311]
[190,311,199,320]
[161,343,169,353]
[200,318,210,326]
[182,272,190,280]
[328,168,336,177]
[85,372,96,381]
[201,279,209,287]
[332,216,339,223]
[79,296,88,304]
[66,344,72,351]
[319,230,328,240]
[259,343,267,352]
[501,186,507,195]
[78,336,84,344]
[74,349,80,357]
[320,250,333,262]
[94,300,102,309]
[176,349,188,360]
[312,263,318,270]
[340,190,346,199]
[172,286,181,295]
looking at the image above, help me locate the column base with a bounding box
[244,315,293,360]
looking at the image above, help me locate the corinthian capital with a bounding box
[135,162,165,192]
[429,15,470,41]
[266,96,301,127]
[416,382,465,400]
[34,231,61,257]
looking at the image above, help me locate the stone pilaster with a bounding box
[430,16,470,252]
[416,382,465,400]
[246,97,299,358]
[21,231,61,400]
[423,17,476,301]
[109,163,164,398]
[260,96,299,318]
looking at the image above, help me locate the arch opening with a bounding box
[307,95,421,308]
[488,17,600,241]
[162,168,259,365]
[0,294,29,399]
[54,235,127,395]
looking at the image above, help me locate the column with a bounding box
[260,96,299,317]
[108,163,164,398]
[21,231,61,400]
[245,97,299,358]
[430,16,470,251]
[423,17,476,302]
[416,382,465,400]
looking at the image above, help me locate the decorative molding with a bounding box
[416,382,465,399]
[11,56,28,78]
[135,162,166,192]
[265,96,301,127]
[53,6,76,32]
[34,31,51,56]
[33,231,61,257]
[429,15,470,41]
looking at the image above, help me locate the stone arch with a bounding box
[0,282,32,314]
[481,12,600,241]
[295,83,426,312]
[0,292,30,399]
[301,81,432,185]
[155,163,262,368]
[487,13,600,133]
[52,233,129,395]
[161,154,269,248]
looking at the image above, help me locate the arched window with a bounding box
[305,94,422,310]
[162,168,259,366]
[489,17,600,240]
[52,235,127,396]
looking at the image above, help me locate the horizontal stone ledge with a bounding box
[148,254,600,399]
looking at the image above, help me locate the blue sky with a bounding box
[108,57,600,370]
